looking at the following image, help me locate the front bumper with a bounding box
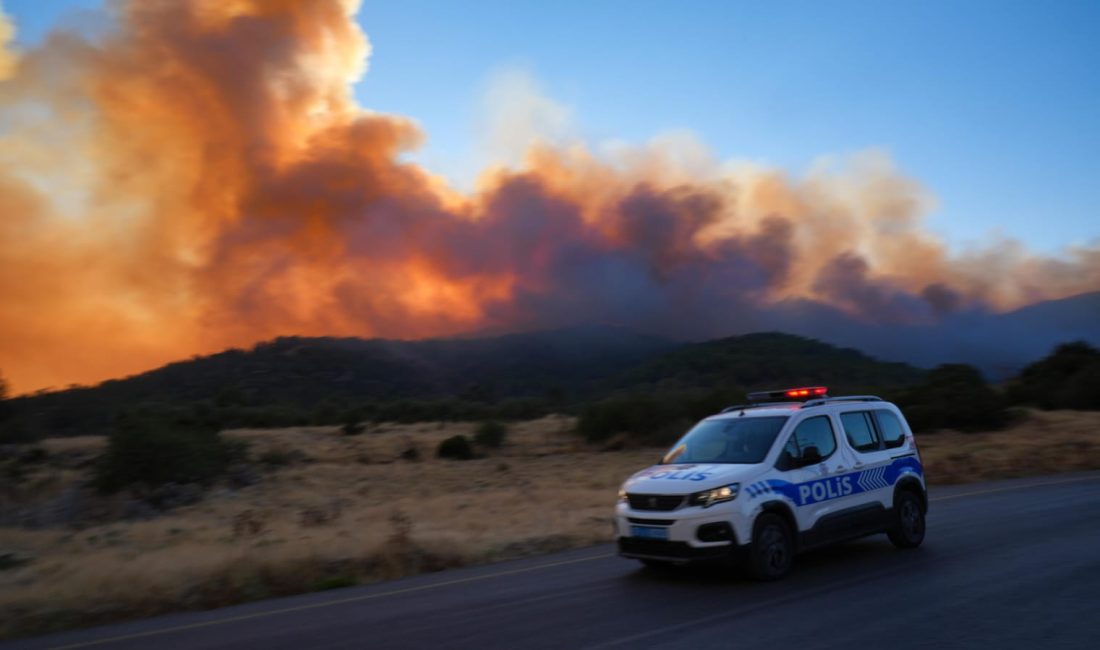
[615,502,749,564]
[617,537,740,564]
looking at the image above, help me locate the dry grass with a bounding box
[918,409,1100,483]
[0,416,653,638]
[1,410,1098,638]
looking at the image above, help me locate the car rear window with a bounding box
[840,411,879,452]
[874,410,907,449]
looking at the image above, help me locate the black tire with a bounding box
[747,513,794,580]
[887,490,926,549]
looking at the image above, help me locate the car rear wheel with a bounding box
[887,490,926,549]
[747,513,793,580]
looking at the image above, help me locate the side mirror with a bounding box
[799,446,823,467]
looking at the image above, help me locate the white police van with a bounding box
[615,387,927,579]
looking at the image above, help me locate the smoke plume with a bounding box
[0,0,1097,393]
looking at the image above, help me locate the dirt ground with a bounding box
[1,409,1098,638]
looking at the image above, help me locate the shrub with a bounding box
[474,421,508,448]
[896,364,1010,432]
[437,435,475,460]
[576,393,685,445]
[94,415,246,492]
[0,372,9,422]
[1008,341,1100,410]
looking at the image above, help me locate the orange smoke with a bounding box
[0,0,1096,394]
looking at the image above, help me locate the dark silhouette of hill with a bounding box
[735,292,1100,380]
[4,326,672,436]
[610,332,922,393]
[3,327,924,438]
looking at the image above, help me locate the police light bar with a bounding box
[746,386,828,402]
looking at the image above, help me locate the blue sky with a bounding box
[8,0,1100,253]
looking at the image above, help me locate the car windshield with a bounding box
[662,416,789,464]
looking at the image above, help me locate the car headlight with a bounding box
[617,487,627,503]
[689,483,740,508]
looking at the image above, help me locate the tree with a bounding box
[897,364,1010,432]
[0,371,13,428]
[1008,341,1100,410]
[94,414,246,491]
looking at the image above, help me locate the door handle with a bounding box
[835,466,847,472]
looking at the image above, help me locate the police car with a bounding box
[615,387,926,579]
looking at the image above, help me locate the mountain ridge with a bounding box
[4,326,920,438]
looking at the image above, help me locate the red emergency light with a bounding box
[747,386,828,402]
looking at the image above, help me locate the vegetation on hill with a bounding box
[579,333,926,444]
[0,329,1093,446]
[615,332,923,392]
[94,413,247,492]
[1007,341,1100,410]
[1,326,670,440]
[891,364,1011,433]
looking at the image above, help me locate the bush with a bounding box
[437,435,475,460]
[576,393,687,445]
[474,421,508,448]
[896,364,1010,433]
[94,415,246,492]
[1008,341,1100,410]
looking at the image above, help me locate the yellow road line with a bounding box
[50,552,615,649]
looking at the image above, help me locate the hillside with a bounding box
[611,332,923,393]
[3,326,672,437]
[765,292,1100,380]
[2,328,927,439]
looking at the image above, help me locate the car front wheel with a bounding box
[747,513,793,580]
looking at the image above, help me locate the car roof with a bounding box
[706,405,801,420]
[708,396,898,421]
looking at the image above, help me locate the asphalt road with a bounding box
[8,472,1100,650]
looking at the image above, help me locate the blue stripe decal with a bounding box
[751,456,922,506]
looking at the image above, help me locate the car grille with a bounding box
[626,494,685,511]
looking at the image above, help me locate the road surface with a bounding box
[7,472,1100,650]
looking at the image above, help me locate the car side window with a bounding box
[789,415,837,463]
[874,410,907,449]
[840,411,880,453]
[778,435,801,470]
